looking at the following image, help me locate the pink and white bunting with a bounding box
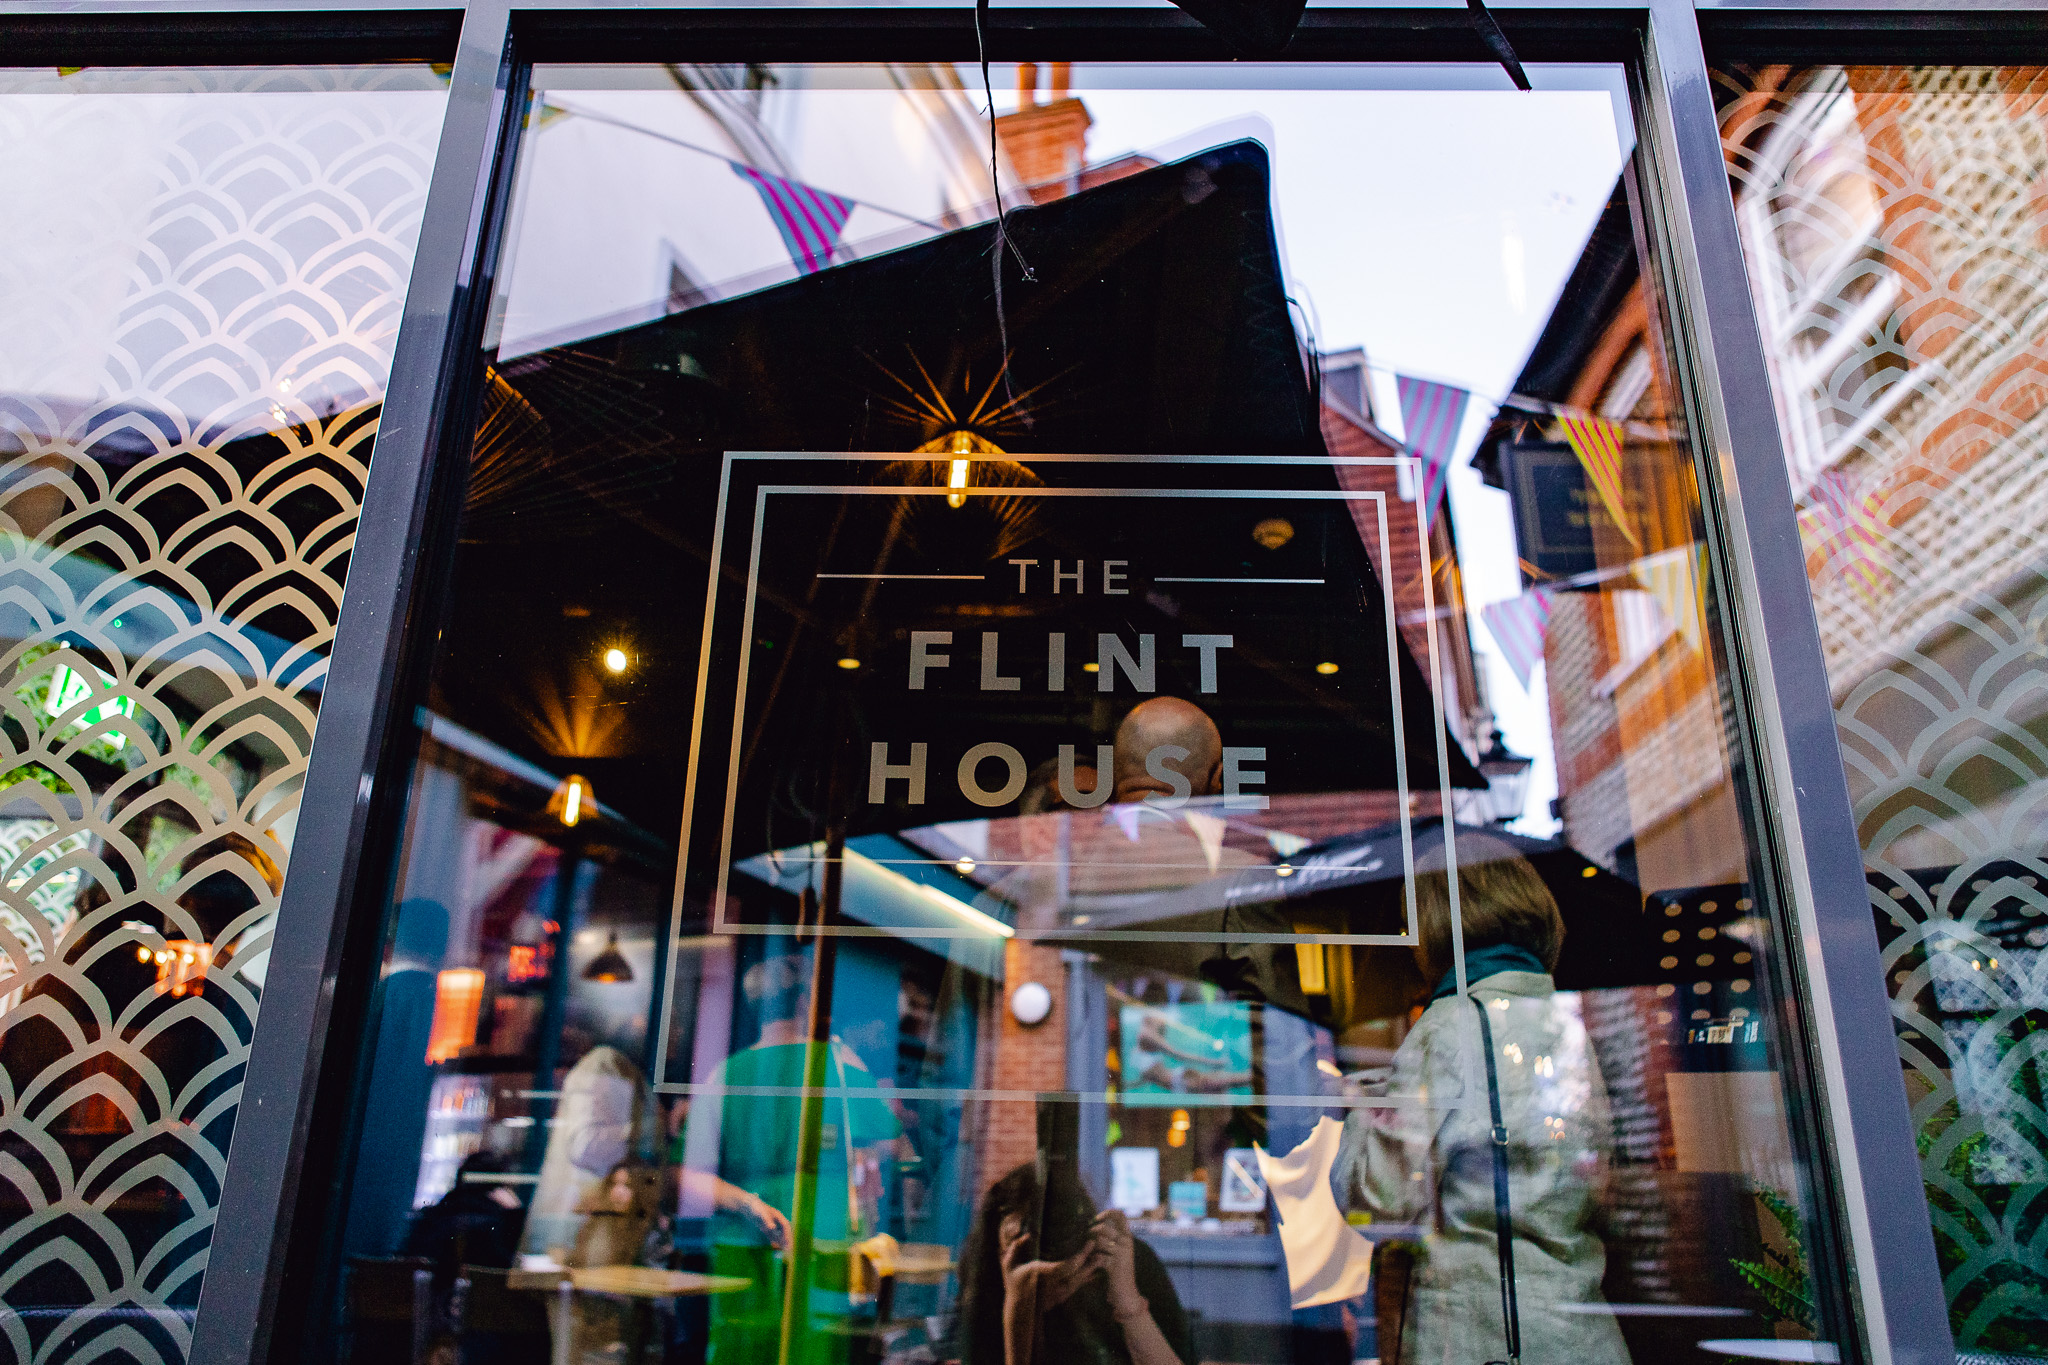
[1480,587,1556,691]
[1395,375,1472,520]
[731,163,855,276]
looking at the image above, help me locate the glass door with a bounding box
[309,53,1855,1365]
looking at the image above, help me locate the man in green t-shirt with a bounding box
[685,951,904,1365]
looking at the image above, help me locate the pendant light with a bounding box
[582,932,633,983]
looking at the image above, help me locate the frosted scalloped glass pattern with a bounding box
[1719,64,2048,1356]
[0,67,444,1364]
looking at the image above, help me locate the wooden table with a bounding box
[887,1244,955,1286]
[510,1264,751,1365]
[508,1265,750,1297]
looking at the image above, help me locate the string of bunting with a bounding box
[537,99,922,278]
[1798,467,1889,604]
[1478,542,1707,693]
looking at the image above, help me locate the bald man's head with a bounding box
[1112,697,1224,805]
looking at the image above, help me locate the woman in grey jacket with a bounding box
[1337,832,1630,1365]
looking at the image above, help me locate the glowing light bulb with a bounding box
[603,647,628,673]
[551,773,593,828]
[947,457,970,509]
[837,657,861,670]
[1315,661,1339,675]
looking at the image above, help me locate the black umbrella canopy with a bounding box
[1082,817,1656,994]
[446,141,1480,866]
[1292,818,1659,993]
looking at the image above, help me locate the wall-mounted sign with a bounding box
[655,451,1481,1092]
[1498,438,1649,584]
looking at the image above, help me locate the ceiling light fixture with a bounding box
[582,931,634,983]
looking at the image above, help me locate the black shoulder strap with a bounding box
[1470,993,1523,1365]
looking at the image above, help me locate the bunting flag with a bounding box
[1184,810,1227,873]
[1395,375,1473,517]
[731,163,854,275]
[1633,543,1705,653]
[1556,414,1639,547]
[1800,468,1888,603]
[1480,587,1555,691]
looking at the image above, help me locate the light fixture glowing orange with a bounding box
[549,773,594,827]
[947,430,974,508]
[426,967,486,1063]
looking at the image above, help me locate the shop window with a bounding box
[324,58,1848,1365]
[0,64,446,1362]
[1720,62,2048,1358]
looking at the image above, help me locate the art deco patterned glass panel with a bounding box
[1719,65,2048,1357]
[0,66,445,1363]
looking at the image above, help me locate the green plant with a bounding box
[1730,1187,1818,1334]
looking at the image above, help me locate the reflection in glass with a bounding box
[1338,833,1624,1365]
[0,65,446,1363]
[319,61,1844,1365]
[1720,62,2048,1358]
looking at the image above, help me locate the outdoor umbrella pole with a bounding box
[778,776,848,1365]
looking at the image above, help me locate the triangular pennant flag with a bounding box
[1557,414,1639,548]
[1633,544,1705,653]
[1480,587,1554,691]
[731,163,854,275]
[1800,468,1888,605]
[1184,810,1228,873]
[1395,375,1472,518]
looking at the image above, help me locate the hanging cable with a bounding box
[974,0,1036,412]
[1466,0,1533,92]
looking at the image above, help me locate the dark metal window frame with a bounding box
[2,2,2031,1363]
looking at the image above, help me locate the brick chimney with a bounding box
[995,61,1093,204]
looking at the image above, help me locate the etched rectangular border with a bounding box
[654,453,1472,1093]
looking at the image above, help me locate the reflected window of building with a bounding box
[1720,62,2048,1360]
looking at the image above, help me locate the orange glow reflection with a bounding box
[152,941,211,997]
[427,967,487,1063]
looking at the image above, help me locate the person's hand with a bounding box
[740,1193,791,1250]
[1091,1209,1146,1321]
[999,1211,1103,1315]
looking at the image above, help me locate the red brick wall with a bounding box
[994,99,1092,203]
[980,938,1067,1191]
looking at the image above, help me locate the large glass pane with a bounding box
[0,65,446,1363]
[319,59,1847,1365]
[1719,63,2048,1359]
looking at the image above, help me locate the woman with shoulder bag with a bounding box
[1338,832,1630,1365]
